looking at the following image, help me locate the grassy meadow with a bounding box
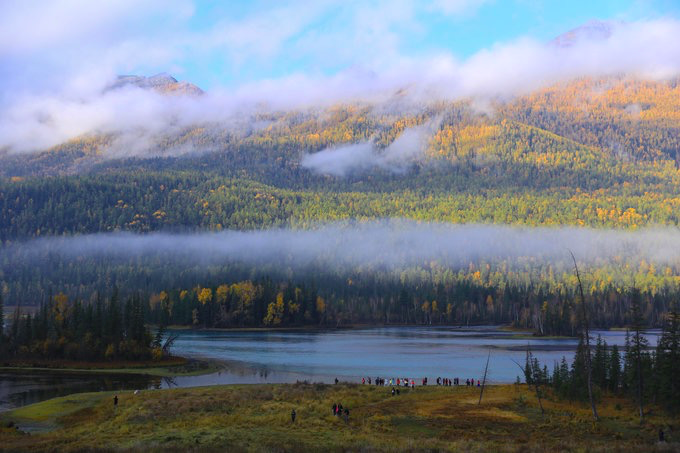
[1,383,678,452]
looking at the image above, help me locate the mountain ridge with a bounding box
[2,75,679,177]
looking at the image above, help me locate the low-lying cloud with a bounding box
[301,121,437,176]
[6,221,680,273]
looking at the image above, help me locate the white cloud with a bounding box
[301,143,377,176]
[301,120,440,176]
[227,18,680,110]
[195,3,330,65]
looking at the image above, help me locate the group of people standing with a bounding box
[362,377,416,388]
[436,377,480,387]
[434,377,481,387]
[361,376,480,387]
[332,403,350,423]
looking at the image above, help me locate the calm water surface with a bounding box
[0,326,660,412]
[169,326,659,385]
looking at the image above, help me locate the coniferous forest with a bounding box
[526,304,680,415]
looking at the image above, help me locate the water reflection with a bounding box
[0,370,161,412]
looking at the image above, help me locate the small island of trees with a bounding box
[0,290,173,363]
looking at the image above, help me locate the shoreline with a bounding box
[0,357,221,378]
[166,322,520,332]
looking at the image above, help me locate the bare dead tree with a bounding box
[162,333,179,356]
[570,250,599,421]
[478,349,491,405]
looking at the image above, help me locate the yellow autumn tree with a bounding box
[198,288,213,305]
[264,292,285,326]
[159,290,172,316]
[231,281,257,310]
[53,292,69,324]
[215,285,229,304]
[316,296,326,314]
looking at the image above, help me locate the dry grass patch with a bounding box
[1,383,677,452]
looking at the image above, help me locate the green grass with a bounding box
[1,391,111,434]
[1,384,677,452]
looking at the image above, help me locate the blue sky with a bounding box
[175,0,680,89]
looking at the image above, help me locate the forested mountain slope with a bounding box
[2,76,680,240]
[2,76,680,333]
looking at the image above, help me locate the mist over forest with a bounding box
[6,221,680,271]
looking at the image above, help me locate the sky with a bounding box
[1,0,680,153]
[180,0,680,89]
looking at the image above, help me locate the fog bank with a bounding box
[5,221,680,272]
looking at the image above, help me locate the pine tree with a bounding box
[106,287,121,345]
[21,314,33,349]
[524,349,533,386]
[609,344,621,394]
[593,335,608,390]
[10,305,20,353]
[552,361,562,390]
[570,336,589,400]
[153,323,166,349]
[0,290,4,341]
[523,346,545,414]
[623,330,631,394]
[629,289,649,422]
[656,303,680,414]
[556,356,571,396]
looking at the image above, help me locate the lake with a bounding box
[0,326,659,412]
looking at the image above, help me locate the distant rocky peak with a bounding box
[108,73,203,96]
[552,20,615,47]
